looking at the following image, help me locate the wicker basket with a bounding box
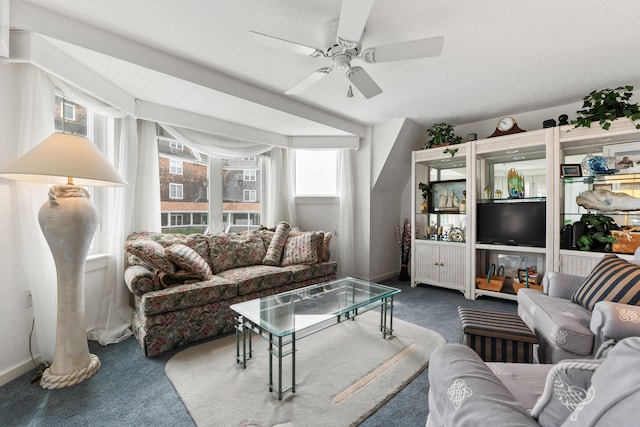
[475,275,506,292]
[512,282,544,294]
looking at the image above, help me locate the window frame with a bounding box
[243,189,257,202]
[169,183,184,199]
[169,159,183,175]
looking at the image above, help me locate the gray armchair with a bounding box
[427,338,640,427]
[517,253,640,363]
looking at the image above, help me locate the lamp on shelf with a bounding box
[0,131,127,389]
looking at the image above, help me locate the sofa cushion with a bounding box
[281,231,324,266]
[561,337,640,426]
[487,362,553,412]
[571,254,640,311]
[184,234,212,269]
[280,261,338,283]
[263,221,290,266]
[125,231,187,265]
[166,244,212,278]
[531,359,602,427]
[320,231,332,262]
[517,289,594,356]
[217,265,293,296]
[138,275,237,315]
[125,239,177,274]
[208,232,266,274]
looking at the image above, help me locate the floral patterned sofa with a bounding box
[123,222,336,356]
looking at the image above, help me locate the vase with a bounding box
[459,190,466,213]
[399,263,410,281]
[507,168,519,198]
[421,199,428,213]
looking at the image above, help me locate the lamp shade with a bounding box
[0,133,127,186]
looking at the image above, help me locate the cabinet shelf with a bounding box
[478,197,546,204]
[475,243,547,254]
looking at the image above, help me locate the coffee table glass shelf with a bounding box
[230,277,401,399]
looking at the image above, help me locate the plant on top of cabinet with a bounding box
[423,122,463,149]
[573,86,640,130]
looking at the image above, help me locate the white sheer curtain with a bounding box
[88,118,160,345]
[263,147,297,227]
[14,65,58,362]
[160,124,272,157]
[338,149,355,278]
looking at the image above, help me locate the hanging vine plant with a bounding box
[573,86,640,130]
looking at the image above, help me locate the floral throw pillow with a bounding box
[125,239,176,274]
[281,231,324,266]
[263,221,291,266]
[320,231,332,262]
[166,244,212,278]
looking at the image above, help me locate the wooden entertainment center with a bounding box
[411,119,640,300]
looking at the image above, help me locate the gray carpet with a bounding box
[0,279,515,427]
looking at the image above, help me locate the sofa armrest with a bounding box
[124,265,160,296]
[590,301,640,351]
[427,344,538,427]
[543,271,586,299]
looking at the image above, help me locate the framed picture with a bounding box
[603,142,640,174]
[430,179,466,213]
[560,164,582,178]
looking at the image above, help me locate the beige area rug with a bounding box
[166,311,445,427]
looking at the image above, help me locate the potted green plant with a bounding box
[418,182,432,213]
[573,86,640,130]
[575,214,619,251]
[423,122,463,149]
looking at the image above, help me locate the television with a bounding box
[476,200,546,248]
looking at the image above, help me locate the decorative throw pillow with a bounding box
[530,359,602,427]
[125,239,176,274]
[208,232,266,274]
[320,231,332,262]
[263,221,291,266]
[281,231,323,266]
[166,244,212,278]
[571,254,640,310]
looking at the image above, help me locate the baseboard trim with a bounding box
[0,357,39,387]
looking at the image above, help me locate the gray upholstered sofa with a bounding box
[124,223,336,357]
[517,253,640,363]
[427,337,640,426]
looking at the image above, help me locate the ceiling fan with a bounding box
[247,0,444,99]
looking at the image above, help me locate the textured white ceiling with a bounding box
[16,0,640,135]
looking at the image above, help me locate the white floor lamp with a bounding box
[0,132,127,389]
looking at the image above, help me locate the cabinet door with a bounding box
[559,253,603,277]
[414,243,440,283]
[438,245,466,287]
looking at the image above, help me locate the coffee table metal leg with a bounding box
[381,296,395,339]
[269,332,273,393]
[291,332,296,394]
[278,335,283,400]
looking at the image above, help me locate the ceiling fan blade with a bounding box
[247,31,324,57]
[347,66,382,99]
[336,0,375,49]
[361,36,444,63]
[285,67,332,94]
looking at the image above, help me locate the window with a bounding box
[169,183,183,199]
[170,214,183,226]
[170,159,183,175]
[295,149,338,196]
[62,102,75,121]
[156,127,262,234]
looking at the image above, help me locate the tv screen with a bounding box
[476,201,546,248]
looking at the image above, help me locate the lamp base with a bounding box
[37,184,101,389]
[40,354,101,389]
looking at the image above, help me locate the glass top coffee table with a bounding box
[230,277,401,399]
